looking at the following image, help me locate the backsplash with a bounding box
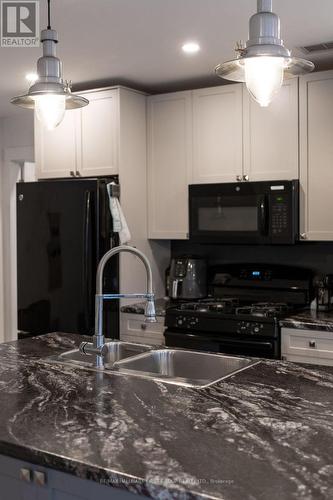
[171,241,333,274]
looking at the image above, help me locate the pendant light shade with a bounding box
[215,0,314,107]
[11,0,88,130]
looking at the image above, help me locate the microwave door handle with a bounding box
[258,197,268,236]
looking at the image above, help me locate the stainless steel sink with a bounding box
[46,341,152,369]
[114,349,259,388]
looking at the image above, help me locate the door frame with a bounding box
[2,146,34,342]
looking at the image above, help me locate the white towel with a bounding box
[106,183,131,245]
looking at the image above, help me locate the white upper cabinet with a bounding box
[35,88,120,179]
[192,84,243,183]
[147,91,192,239]
[79,89,119,177]
[243,78,299,181]
[299,70,333,241]
[35,108,80,179]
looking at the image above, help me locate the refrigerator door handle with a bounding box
[83,191,93,334]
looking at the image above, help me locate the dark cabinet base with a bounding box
[0,454,140,500]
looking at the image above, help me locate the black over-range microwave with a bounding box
[189,180,299,245]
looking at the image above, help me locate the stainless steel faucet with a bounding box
[79,245,157,367]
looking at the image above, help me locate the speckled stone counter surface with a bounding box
[280,309,333,332]
[120,298,169,316]
[0,333,333,500]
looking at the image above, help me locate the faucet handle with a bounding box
[145,294,157,323]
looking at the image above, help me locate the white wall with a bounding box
[0,112,34,342]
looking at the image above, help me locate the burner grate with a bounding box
[180,298,239,313]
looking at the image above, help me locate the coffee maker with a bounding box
[314,274,333,311]
[168,256,207,300]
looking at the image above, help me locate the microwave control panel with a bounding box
[175,260,187,277]
[270,195,290,237]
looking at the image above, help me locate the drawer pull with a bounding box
[33,470,47,486]
[309,340,316,349]
[20,468,32,482]
[141,323,147,331]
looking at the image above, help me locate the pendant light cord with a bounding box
[47,0,51,29]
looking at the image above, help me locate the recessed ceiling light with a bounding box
[182,42,200,54]
[25,73,39,84]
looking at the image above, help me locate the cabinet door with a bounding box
[78,89,119,177]
[281,327,333,366]
[243,79,299,181]
[299,70,333,241]
[192,84,243,183]
[120,313,165,345]
[147,91,192,239]
[35,109,80,179]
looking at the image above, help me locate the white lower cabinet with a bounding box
[281,327,333,366]
[120,313,165,345]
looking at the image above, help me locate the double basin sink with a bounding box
[46,341,259,388]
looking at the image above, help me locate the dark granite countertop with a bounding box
[280,309,333,332]
[0,333,332,500]
[120,298,169,317]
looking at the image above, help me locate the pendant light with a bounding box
[215,0,314,107]
[11,0,88,130]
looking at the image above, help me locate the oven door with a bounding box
[164,330,279,359]
[189,183,269,244]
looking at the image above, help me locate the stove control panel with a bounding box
[175,316,199,329]
[237,321,265,335]
[166,311,276,338]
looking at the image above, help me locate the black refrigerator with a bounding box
[17,177,119,339]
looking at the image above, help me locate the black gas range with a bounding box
[165,264,313,359]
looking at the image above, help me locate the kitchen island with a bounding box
[0,333,332,500]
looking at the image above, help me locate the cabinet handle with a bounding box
[70,171,75,177]
[33,470,47,486]
[236,175,242,182]
[243,174,249,181]
[309,340,316,349]
[20,468,32,482]
[300,233,308,240]
[76,171,81,177]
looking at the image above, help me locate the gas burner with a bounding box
[252,302,290,317]
[179,298,239,313]
[236,302,291,318]
[235,306,253,315]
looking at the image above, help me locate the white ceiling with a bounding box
[1,0,333,117]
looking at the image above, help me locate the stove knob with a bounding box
[177,318,183,326]
[253,326,260,334]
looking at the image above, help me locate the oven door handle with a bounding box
[217,338,273,348]
[258,196,268,236]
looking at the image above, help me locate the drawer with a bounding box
[281,327,333,365]
[120,313,165,345]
